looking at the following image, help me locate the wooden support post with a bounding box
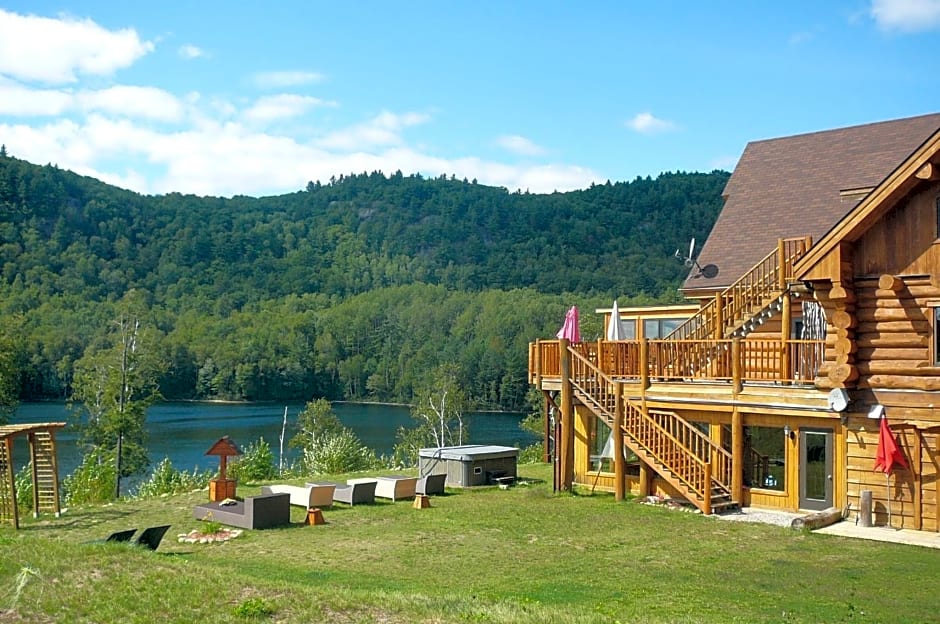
[3,438,17,530]
[860,490,873,527]
[533,339,542,387]
[731,407,743,504]
[542,392,551,464]
[559,338,574,492]
[777,238,787,290]
[638,461,651,497]
[703,462,712,515]
[613,382,625,502]
[781,291,792,382]
[731,338,742,395]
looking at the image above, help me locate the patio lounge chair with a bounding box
[262,483,335,509]
[193,492,290,530]
[312,480,376,506]
[136,525,171,551]
[416,473,446,496]
[104,528,137,543]
[373,476,418,501]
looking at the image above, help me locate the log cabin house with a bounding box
[528,112,940,531]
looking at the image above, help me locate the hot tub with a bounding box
[418,444,519,487]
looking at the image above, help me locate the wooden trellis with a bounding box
[0,423,66,529]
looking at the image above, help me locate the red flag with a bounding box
[874,416,908,474]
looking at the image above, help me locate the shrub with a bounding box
[229,437,278,483]
[302,428,377,475]
[14,462,33,510]
[135,458,213,498]
[64,448,117,505]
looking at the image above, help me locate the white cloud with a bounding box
[709,155,739,172]
[252,70,324,89]
[870,0,940,31]
[0,79,72,115]
[626,112,677,134]
[76,85,185,122]
[318,110,430,151]
[178,44,206,59]
[243,94,334,123]
[0,9,154,83]
[496,134,548,157]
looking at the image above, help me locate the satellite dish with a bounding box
[700,264,719,279]
[827,388,849,412]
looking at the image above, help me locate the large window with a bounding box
[643,318,684,339]
[589,418,637,473]
[743,426,786,491]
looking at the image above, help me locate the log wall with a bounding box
[845,418,939,531]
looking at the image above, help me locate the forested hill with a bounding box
[0,155,728,306]
[0,151,729,409]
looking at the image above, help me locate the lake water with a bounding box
[12,401,537,478]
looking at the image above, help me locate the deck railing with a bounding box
[529,337,824,385]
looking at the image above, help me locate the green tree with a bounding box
[393,364,468,467]
[0,330,19,424]
[71,306,165,498]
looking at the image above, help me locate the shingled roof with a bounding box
[682,112,940,295]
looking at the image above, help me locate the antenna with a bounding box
[673,238,719,279]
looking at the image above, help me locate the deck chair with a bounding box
[105,529,137,543]
[135,525,171,551]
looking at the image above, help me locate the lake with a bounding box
[12,401,537,478]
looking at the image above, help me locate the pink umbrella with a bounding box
[556,306,581,342]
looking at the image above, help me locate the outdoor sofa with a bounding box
[193,491,290,530]
[261,483,335,509]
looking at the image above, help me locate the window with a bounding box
[643,317,685,339]
[934,307,940,366]
[620,319,636,340]
[743,426,786,491]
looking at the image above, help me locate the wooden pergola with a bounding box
[0,422,66,529]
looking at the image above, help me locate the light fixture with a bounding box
[783,424,793,440]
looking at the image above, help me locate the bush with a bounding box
[229,438,278,483]
[135,458,213,498]
[518,443,544,464]
[14,462,33,510]
[302,429,377,475]
[64,448,117,505]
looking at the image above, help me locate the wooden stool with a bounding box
[305,507,325,525]
[413,494,431,509]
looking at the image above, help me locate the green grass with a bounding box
[2,463,939,623]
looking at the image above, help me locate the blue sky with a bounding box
[0,1,938,197]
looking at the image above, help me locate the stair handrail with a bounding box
[664,237,811,342]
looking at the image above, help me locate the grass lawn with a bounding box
[1,462,938,623]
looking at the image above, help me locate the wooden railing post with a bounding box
[703,461,712,515]
[781,291,792,382]
[714,292,723,339]
[639,338,650,393]
[559,339,574,492]
[777,238,787,289]
[613,382,625,502]
[731,338,742,395]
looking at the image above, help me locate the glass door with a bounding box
[799,428,833,511]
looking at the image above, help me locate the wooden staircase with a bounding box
[569,345,737,514]
[666,237,812,342]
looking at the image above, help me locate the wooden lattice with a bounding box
[0,438,17,529]
[0,423,66,529]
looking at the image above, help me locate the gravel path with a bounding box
[714,507,804,527]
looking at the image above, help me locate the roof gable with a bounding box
[682,113,940,294]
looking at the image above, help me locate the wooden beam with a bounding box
[915,162,939,181]
[614,383,625,502]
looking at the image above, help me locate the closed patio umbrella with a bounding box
[874,415,908,528]
[556,306,581,343]
[606,300,626,341]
